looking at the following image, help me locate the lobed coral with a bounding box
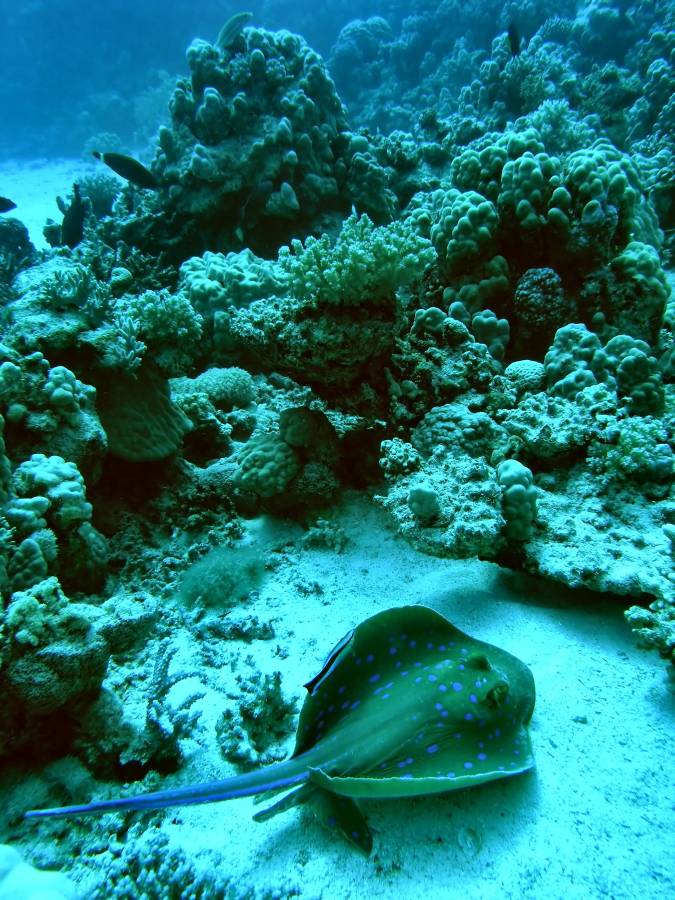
[146,27,394,258]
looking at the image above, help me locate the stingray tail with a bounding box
[24,758,310,820]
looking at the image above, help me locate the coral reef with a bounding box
[216,670,296,768]
[0,0,673,890]
[97,25,398,263]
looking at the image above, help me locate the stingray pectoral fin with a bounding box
[308,723,535,800]
[310,766,534,799]
[254,778,372,853]
[308,784,372,855]
[310,766,471,799]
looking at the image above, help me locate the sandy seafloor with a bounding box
[1,160,674,899]
[1,157,110,250]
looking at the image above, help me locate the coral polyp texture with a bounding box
[0,0,674,890]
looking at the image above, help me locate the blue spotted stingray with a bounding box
[25,605,536,853]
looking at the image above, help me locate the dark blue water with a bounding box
[2,0,646,159]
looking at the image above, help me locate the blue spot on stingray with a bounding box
[389,647,397,655]
[464,712,474,721]
[458,664,465,671]
[477,752,487,761]
[426,744,439,754]
[427,642,434,649]
[464,761,473,769]
[469,693,478,703]
[439,684,448,692]
[428,674,437,682]
[341,701,349,710]
[401,670,409,677]
[452,682,463,692]
[415,676,422,683]
[366,654,374,663]
[369,673,380,683]
[409,640,417,648]
[338,686,346,695]
[439,645,446,651]
[435,702,443,711]
[350,700,361,710]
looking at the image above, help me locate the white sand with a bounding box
[75,497,673,899]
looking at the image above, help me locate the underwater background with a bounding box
[0,0,673,896]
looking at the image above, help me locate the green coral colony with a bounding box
[0,0,673,884]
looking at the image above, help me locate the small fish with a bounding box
[216,11,252,50]
[25,606,536,853]
[507,22,521,57]
[60,183,88,249]
[0,197,17,213]
[92,151,159,190]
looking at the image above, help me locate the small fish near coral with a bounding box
[0,197,17,214]
[25,606,536,853]
[92,151,159,190]
[59,184,87,249]
[216,11,253,51]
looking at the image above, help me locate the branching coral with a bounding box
[277,213,435,308]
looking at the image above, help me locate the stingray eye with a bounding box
[467,652,491,671]
[486,681,509,708]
